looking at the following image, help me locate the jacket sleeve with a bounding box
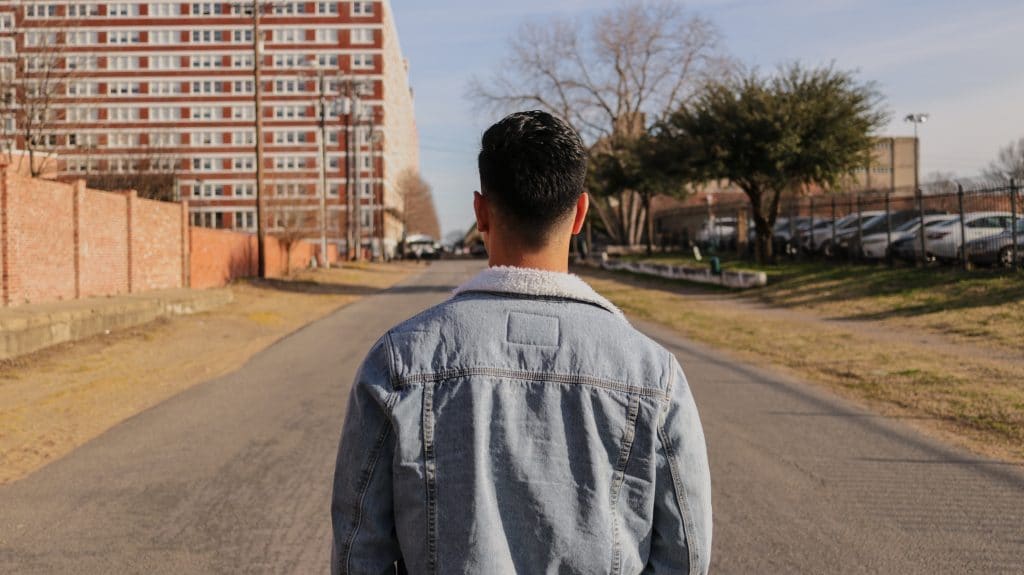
[644,356,713,575]
[331,337,402,575]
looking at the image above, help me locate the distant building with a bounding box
[843,136,918,195]
[0,0,421,260]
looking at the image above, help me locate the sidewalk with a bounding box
[1,288,232,362]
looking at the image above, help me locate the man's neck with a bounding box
[488,247,570,274]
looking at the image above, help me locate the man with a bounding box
[331,111,712,574]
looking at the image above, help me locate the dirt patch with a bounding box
[0,263,418,484]
[579,267,1024,463]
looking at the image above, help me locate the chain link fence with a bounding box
[653,180,1022,270]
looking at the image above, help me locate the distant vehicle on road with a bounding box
[925,212,1018,262]
[697,217,738,249]
[403,234,439,260]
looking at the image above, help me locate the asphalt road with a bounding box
[1,260,1022,574]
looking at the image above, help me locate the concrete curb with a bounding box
[597,259,768,289]
[0,289,233,361]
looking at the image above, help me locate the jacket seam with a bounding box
[339,391,398,575]
[393,367,668,400]
[423,381,438,574]
[658,361,700,575]
[610,393,641,574]
[384,331,399,391]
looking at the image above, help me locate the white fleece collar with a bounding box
[452,266,626,319]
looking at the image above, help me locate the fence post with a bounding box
[917,188,927,266]
[957,183,968,270]
[855,194,863,262]
[885,192,893,267]
[1011,178,1019,270]
[808,197,816,256]
[830,196,837,259]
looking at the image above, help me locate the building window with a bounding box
[231,106,255,120]
[26,4,59,19]
[0,14,15,30]
[151,3,182,17]
[232,54,254,68]
[233,29,253,43]
[316,29,339,43]
[233,156,255,170]
[192,81,226,94]
[352,53,375,69]
[108,56,141,71]
[351,28,374,44]
[150,81,183,95]
[149,30,177,45]
[318,2,339,14]
[109,3,141,17]
[352,2,375,16]
[108,30,142,44]
[360,207,372,228]
[193,2,224,16]
[67,82,99,96]
[151,132,180,146]
[109,82,142,96]
[234,183,256,197]
[191,55,224,69]
[235,211,256,231]
[361,181,373,197]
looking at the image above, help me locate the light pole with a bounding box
[304,57,330,268]
[251,0,267,278]
[904,113,929,193]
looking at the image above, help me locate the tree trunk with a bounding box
[642,192,653,256]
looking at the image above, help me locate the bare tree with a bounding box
[467,0,730,246]
[922,171,958,195]
[271,207,312,276]
[983,137,1024,183]
[9,19,77,177]
[84,148,182,201]
[392,168,441,240]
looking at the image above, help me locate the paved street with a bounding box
[1,260,1022,574]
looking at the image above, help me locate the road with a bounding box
[1,260,1022,574]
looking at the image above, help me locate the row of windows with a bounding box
[25,2,373,19]
[59,104,382,124]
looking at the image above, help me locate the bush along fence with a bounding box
[654,179,1022,270]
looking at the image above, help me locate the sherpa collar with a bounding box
[452,265,626,319]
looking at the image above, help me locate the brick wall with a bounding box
[189,227,257,290]
[0,163,331,306]
[128,193,184,292]
[78,186,129,298]
[1,171,76,305]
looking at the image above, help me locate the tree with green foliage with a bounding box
[589,132,691,254]
[659,64,887,263]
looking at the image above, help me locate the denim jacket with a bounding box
[331,266,712,574]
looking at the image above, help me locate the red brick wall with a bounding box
[78,188,129,298]
[2,172,76,305]
[0,163,334,305]
[189,227,257,289]
[128,194,184,292]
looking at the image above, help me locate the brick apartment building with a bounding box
[0,0,421,260]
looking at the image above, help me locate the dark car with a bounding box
[963,219,1024,267]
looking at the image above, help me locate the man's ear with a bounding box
[473,191,490,234]
[571,192,589,235]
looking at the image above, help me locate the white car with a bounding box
[925,212,1018,261]
[859,215,957,259]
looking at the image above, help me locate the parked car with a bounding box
[697,217,738,249]
[803,214,859,253]
[925,212,1019,262]
[859,214,957,260]
[772,217,812,255]
[817,211,887,257]
[962,219,1024,267]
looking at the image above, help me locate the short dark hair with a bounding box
[478,111,587,243]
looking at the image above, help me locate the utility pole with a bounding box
[904,113,929,195]
[315,67,328,267]
[352,93,362,261]
[252,0,267,278]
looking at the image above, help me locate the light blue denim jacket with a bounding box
[331,266,712,574]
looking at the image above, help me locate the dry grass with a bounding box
[580,267,1024,463]
[0,262,418,484]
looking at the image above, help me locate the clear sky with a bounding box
[391,0,1024,238]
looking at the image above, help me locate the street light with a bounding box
[904,113,929,193]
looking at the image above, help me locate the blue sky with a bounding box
[391,0,1024,238]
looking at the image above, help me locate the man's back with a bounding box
[331,267,712,574]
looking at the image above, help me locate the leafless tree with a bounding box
[983,137,1024,184]
[467,0,730,245]
[393,168,441,240]
[922,171,959,195]
[7,19,78,177]
[83,147,182,201]
[271,207,312,276]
